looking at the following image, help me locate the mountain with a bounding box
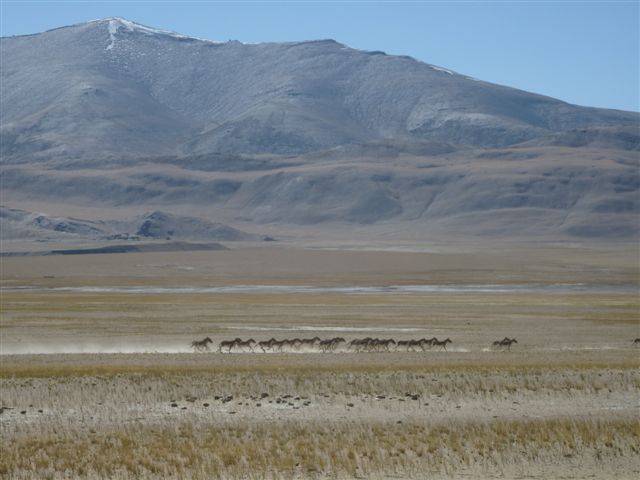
[1,18,638,242]
[1,17,637,162]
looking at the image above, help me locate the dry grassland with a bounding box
[3,418,639,479]
[1,360,639,479]
[1,247,639,478]
[1,290,638,355]
[1,243,638,288]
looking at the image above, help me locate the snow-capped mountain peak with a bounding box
[97,16,221,49]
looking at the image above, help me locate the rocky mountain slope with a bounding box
[0,207,266,242]
[1,17,637,161]
[1,18,638,242]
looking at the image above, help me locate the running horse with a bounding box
[432,337,452,351]
[191,337,213,352]
[235,338,257,352]
[218,337,242,353]
[493,337,518,351]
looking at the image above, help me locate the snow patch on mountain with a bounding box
[106,19,117,50]
[101,17,223,49]
[430,65,454,75]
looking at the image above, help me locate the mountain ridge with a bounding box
[1,18,638,241]
[2,17,637,162]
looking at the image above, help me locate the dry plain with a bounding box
[1,244,639,479]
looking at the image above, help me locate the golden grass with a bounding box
[2,360,638,478]
[1,353,639,379]
[0,354,640,378]
[2,365,638,410]
[2,418,638,479]
[3,290,639,308]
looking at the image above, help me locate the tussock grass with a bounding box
[1,367,635,404]
[2,418,639,479]
[1,351,638,379]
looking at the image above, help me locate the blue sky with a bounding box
[1,1,638,112]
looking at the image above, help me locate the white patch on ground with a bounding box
[444,347,470,352]
[226,325,424,333]
[3,283,634,295]
[0,342,193,355]
[550,345,621,351]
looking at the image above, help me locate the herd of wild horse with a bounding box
[191,337,640,353]
[190,336,526,353]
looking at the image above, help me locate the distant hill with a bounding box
[0,207,269,242]
[133,211,264,241]
[517,125,640,151]
[0,241,227,257]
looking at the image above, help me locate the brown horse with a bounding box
[258,338,278,352]
[191,337,213,352]
[419,337,439,351]
[493,337,518,350]
[235,338,257,352]
[432,338,452,351]
[276,339,296,352]
[374,338,396,352]
[349,337,372,352]
[300,337,321,349]
[218,337,242,353]
[319,337,345,352]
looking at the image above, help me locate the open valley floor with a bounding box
[1,244,638,479]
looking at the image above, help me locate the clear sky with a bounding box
[1,1,638,112]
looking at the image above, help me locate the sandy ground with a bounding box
[1,246,639,479]
[1,242,638,287]
[1,288,636,355]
